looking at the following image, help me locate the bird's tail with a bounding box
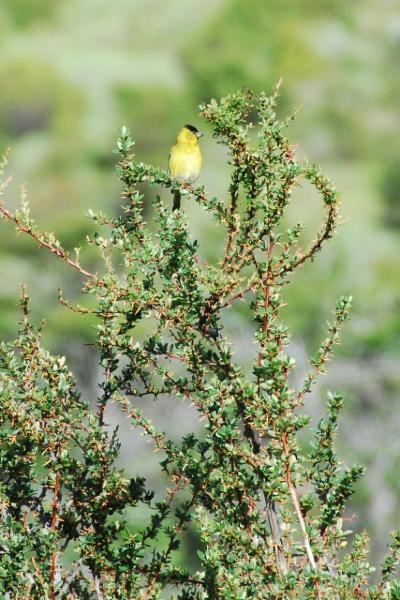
[173,189,181,211]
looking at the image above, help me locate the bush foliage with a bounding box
[0,87,399,599]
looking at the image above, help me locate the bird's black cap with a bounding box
[184,124,203,137]
[184,124,199,134]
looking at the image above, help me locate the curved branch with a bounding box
[212,166,340,312]
[279,166,340,277]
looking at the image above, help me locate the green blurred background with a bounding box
[1,0,399,565]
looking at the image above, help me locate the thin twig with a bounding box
[282,433,322,599]
[0,202,95,278]
[51,470,61,530]
[223,167,241,265]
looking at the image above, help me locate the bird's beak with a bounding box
[196,131,204,138]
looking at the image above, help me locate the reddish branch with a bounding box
[0,202,95,278]
[223,167,241,266]
[215,169,339,314]
[279,205,338,277]
[253,238,286,574]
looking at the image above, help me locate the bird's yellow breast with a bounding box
[169,144,202,184]
[169,128,202,184]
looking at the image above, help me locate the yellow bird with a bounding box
[169,124,203,210]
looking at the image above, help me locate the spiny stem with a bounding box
[0,201,95,278]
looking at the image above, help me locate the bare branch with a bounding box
[0,200,95,278]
